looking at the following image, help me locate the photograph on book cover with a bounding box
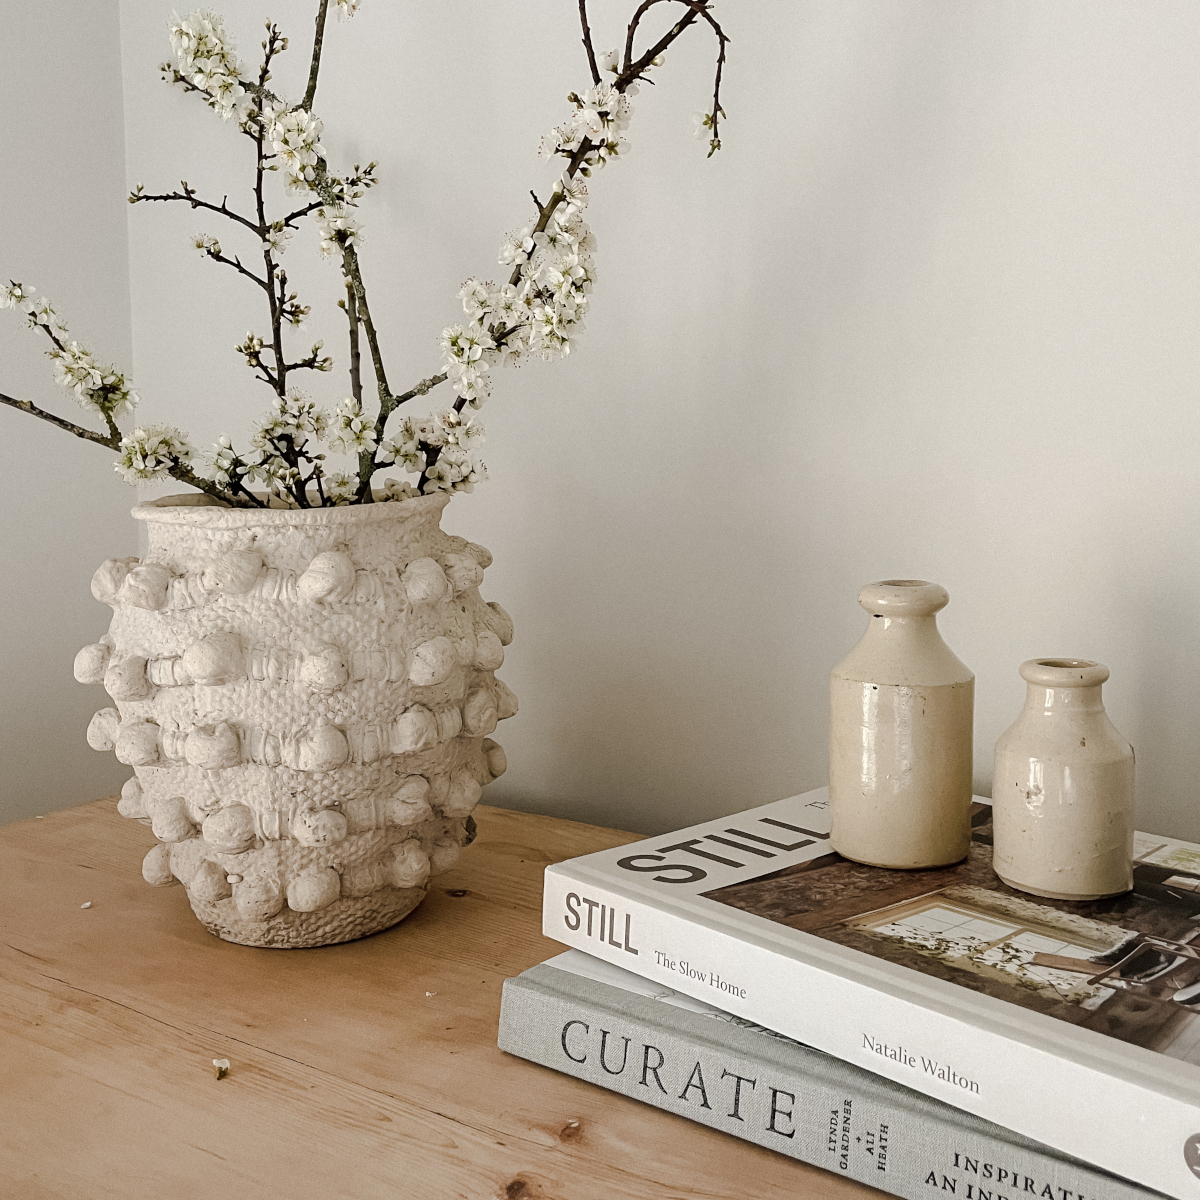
[706,802,1200,1067]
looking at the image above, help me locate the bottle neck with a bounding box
[839,612,973,686]
[862,614,945,648]
[1024,682,1106,714]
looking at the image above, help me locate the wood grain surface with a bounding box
[0,799,882,1200]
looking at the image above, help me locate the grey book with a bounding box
[499,950,1164,1200]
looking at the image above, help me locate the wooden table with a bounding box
[0,800,880,1200]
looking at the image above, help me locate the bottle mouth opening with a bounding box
[880,579,928,587]
[1019,658,1109,687]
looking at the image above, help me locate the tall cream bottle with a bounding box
[829,580,974,868]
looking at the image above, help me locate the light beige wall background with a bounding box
[4,1,1199,841]
[0,1,137,822]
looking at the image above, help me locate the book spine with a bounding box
[498,971,1153,1200]
[542,866,1190,1199]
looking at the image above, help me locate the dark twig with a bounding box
[228,476,268,507]
[391,372,448,408]
[268,266,288,397]
[167,460,242,503]
[623,0,673,72]
[281,199,326,226]
[343,281,362,404]
[130,185,262,235]
[207,250,272,293]
[578,0,602,84]
[303,0,331,111]
[0,391,118,447]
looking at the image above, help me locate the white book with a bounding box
[542,789,1200,1198]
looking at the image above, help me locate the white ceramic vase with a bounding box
[829,579,974,869]
[992,658,1134,901]
[75,491,516,948]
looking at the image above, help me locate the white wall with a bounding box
[0,1,137,822]
[9,1,1200,841]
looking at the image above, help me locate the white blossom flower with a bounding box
[597,48,620,75]
[498,227,534,266]
[528,302,572,359]
[444,410,484,452]
[0,281,34,310]
[325,472,357,503]
[314,206,361,257]
[488,284,527,328]
[555,175,589,219]
[262,223,294,257]
[115,425,195,483]
[402,410,488,496]
[328,397,377,455]
[409,413,448,448]
[440,324,496,405]
[422,460,454,492]
[458,279,492,321]
[379,418,422,474]
[193,233,222,256]
[27,296,59,327]
[336,0,361,19]
[208,434,261,488]
[47,342,138,418]
[253,391,329,453]
[536,76,638,175]
[380,477,418,501]
[169,10,249,122]
[268,108,326,193]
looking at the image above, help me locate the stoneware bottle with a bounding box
[829,580,974,869]
[992,659,1134,901]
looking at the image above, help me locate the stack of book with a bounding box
[498,788,1200,1200]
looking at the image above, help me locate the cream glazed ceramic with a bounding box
[75,492,516,948]
[829,580,974,869]
[992,659,1134,901]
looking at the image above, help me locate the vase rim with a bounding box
[1019,658,1110,688]
[131,490,450,528]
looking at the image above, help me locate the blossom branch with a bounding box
[5,1,732,510]
[504,137,594,291]
[284,341,332,374]
[0,390,240,504]
[129,184,262,235]
[159,64,210,101]
[619,1,728,147]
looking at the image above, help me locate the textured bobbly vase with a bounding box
[992,659,1134,901]
[829,579,974,869]
[75,492,516,948]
